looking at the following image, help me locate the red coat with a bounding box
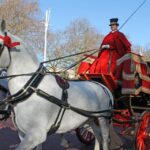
[90,31,131,74]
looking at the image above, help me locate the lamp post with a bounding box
[44,9,51,64]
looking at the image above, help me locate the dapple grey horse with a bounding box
[0,20,113,150]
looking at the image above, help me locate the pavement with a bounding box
[0,118,137,150]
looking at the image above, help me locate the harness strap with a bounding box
[0,65,45,107]
[36,89,111,118]
[0,64,111,133]
[48,107,66,135]
[11,66,45,104]
[0,65,46,120]
[0,106,11,121]
[48,76,69,135]
[0,85,8,93]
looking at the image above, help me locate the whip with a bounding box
[119,0,148,30]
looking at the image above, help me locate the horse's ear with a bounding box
[1,20,6,32]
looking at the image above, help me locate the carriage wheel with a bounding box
[76,125,95,144]
[134,111,150,150]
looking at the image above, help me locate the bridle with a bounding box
[0,34,20,69]
[0,34,6,57]
[0,39,11,69]
[0,43,5,57]
[0,34,9,57]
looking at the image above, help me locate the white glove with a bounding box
[101,44,110,49]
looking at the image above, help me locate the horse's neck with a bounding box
[7,48,60,96]
[9,50,38,73]
[7,49,40,94]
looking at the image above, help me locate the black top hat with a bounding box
[109,18,119,26]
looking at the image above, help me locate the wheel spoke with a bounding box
[135,111,150,150]
[76,125,95,144]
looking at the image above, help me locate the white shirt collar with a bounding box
[111,30,118,33]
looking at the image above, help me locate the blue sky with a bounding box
[38,0,150,47]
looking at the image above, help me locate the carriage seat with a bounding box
[78,62,117,91]
[77,53,118,91]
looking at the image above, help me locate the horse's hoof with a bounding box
[60,138,71,148]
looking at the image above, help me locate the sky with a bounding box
[38,0,150,48]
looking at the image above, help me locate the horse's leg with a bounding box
[90,117,110,150]
[15,129,47,150]
[60,133,70,148]
[89,119,101,150]
[18,130,42,150]
[18,130,25,142]
[98,117,110,150]
[35,144,42,150]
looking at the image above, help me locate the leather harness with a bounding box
[0,64,111,133]
[0,39,112,134]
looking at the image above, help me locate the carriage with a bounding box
[0,18,150,149]
[76,51,150,150]
[0,50,150,150]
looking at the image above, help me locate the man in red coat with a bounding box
[90,18,131,75]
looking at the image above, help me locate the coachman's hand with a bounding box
[101,44,110,50]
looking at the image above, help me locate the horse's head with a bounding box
[0,19,11,69]
[0,19,5,46]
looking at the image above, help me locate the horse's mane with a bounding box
[8,32,39,63]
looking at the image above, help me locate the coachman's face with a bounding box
[110,24,118,31]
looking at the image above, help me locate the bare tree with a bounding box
[132,44,150,61]
[0,0,47,59]
[0,0,40,35]
[47,18,104,73]
[144,43,150,61]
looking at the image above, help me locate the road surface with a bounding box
[0,119,134,150]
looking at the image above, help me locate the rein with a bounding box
[0,43,111,133]
[0,72,41,79]
[0,64,111,117]
[41,48,98,64]
[0,49,99,80]
[0,67,111,116]
[0,33,99,80]
[0,34,111,134]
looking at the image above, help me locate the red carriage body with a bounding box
[77,51,150,150]
[78,52,150,94]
